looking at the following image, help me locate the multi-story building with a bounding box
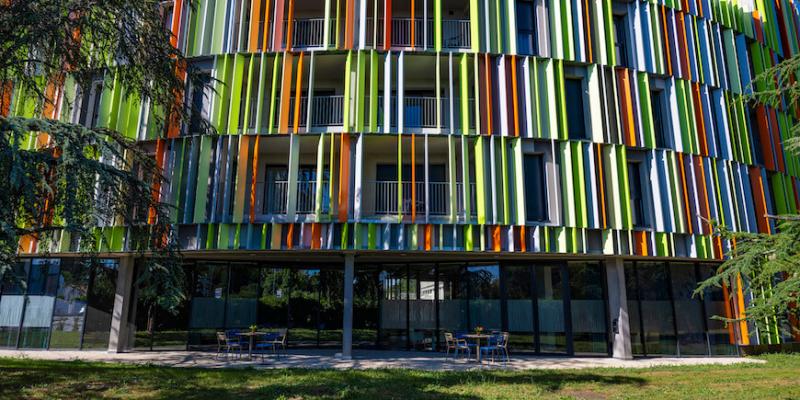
[3,0,800,357]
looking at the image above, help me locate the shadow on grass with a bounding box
[0,359,647,400]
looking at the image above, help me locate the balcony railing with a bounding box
[265,180,330,215]
[289,18,339,48]
[371,181,477,216]
[366,18,471,49]
[274,95,344,128]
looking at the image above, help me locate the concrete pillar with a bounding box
[606,258,633,359]
[108,256,135,353]
[339,254,355,360]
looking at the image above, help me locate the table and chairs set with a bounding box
[444,330,511,365]
[215,328,288,362]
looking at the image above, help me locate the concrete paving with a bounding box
[0,349,763,371]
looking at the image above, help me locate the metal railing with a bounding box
[289,18,338,48]
[273,95,344,128]
[365,18,470,49]
[371,181,476,216]
[264,180,330,214]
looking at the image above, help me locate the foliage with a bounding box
[697,53,800,338]
[0,0,210,314]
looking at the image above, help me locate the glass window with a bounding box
[19,259,60,349]
[189,262,228,334]
[637,262,677,355]
[187,71,212,135]
[467,265,501,331]
[437,264,467,339]
[353,269,381,348]
[613,15,629,68]
[409,265,436,351]
[536,264,567,353]
[289,268,321,347]
[318,269,343,348]
[0,261,27,348]
[226,263,259,329]
[379,265,408,349]
[698,264,739,355]
[524,154,548,222]
[565,78,587,140]
[627,161,650,228]
[569,262,608,355]
[624,262,644,355]
[258,267,291,331]
[670,263,708,355]
[505,265,535,352]
[651,89,668,148]
[82,260,119,349]
[50,260,90,349]
[516,0,536,55]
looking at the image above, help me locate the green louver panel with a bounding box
[193,136,212,223]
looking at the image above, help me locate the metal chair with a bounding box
[216,331,243,360]
[480,332,510,364]
[444,332,471,360]
[255,328,288,361]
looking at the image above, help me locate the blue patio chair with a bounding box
[255,329,288,361]
[480,332,510,364]
[216,331,243,360]
[444,332,471,361]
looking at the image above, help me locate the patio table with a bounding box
[237,332,268,359]
[461,334,491,363]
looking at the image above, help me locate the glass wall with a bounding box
[378,265,408,349]
[467,265,501,331]
[81,260,119,349]
[50,260,90,349]
[625,261,736,356]
[505,265,535,351]
[536,264,567,353]
[408,264,436,350]
[18,259,60,348]
[0,262,27,348]
[569,262,608,355]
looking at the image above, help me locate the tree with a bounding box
[0,0,209,315]
[696,54,800,341]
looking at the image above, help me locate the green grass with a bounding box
[1,354,799,399]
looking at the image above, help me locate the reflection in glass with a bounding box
[569,262,608,355]
[82,260,119,349]
[188,262,228,348]
[0,262,27,348]
[699,264,738,355]
[318,269,343,347]
[353,269,380,348]
[226,264,259,328]
[670,263,707,355]
[637,262,677,355]
[379,266,407,349]
[289,269,320,347]
[505,265,535,352]
[409,265,436,350]
[537,264,566,353]
[437,264,467,342]
[50,260,90,349]
[468,265,501,330]
[258,268,290,330]
[624,262,644,355]
[18,259,59,348]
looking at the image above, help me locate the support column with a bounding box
[108,256,135,353]
[606,258,633,359]
[340,253,355,359]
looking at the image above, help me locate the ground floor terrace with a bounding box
[0,252,761,359]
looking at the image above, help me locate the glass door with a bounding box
[535,263,568,354]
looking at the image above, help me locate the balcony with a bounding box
[289,18,339,48]
[263,180,330,215]
[366,18,471,49]
[369,180,476,217]
[275,95,474,133]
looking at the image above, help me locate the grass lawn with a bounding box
[1,354,799,399]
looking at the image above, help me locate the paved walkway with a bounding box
[0,349,762,371]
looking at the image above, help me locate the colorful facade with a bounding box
[4,0,800,356]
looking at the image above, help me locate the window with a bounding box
[516,0,536,55]
[613,14,630,68]
[748,105,766,166]
[627,161,650,228]
[564,78,588,140]
[524,154,548,222]
[77,80,103,128]
[650,89,668,148]
[187,71,212,135]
